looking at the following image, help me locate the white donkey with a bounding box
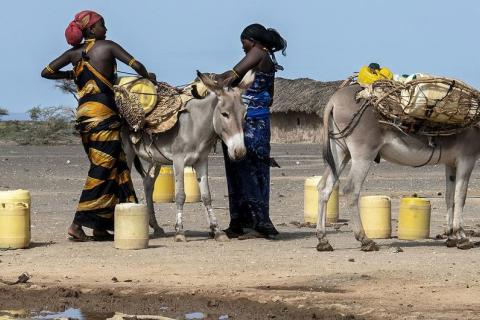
[317,84,480,251]
[123,71,253,242]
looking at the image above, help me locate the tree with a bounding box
[27,106,74,122]
[0,107,8,120]
[55,79,78,102]
[27,106,41,121]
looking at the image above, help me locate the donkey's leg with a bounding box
[194,160,228,242]
[173,160,187,242]
[347,159,378,251]
[317,170,335,251]
[144,164,165,237]
[444,165,456,247]
[121,126,135,169]
[453,160,475,249]
[316,153,349,252]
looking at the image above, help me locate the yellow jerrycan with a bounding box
[116,77,158,114]
[397,197,431,240]
[359,195,391,239]
[114,203,149,250]
[304,176,339,224]
[184,167,201,203]
[153,166,175,203]
[153,166,200,203]
[0,189,31,249]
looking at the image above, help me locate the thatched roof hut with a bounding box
[271,78,343,116]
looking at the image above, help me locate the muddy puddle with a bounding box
[0,308,230,319]
[0,285,362,320]
[1,308,107,320]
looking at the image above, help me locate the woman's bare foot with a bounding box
[67,223,92,242]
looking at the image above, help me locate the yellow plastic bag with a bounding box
[358,66,393,86]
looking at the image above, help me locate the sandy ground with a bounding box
[1,143,480,319]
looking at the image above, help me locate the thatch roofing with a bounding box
[271,77,343,115]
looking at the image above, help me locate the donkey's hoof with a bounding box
[446,238,457,247]
[214,231,229,242]
[457,238,474,250]
[174,233,187,242]
[361,240,379,252]
[152,227,166,238]
[316,239,334,252]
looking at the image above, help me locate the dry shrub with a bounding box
[0,106,77,145]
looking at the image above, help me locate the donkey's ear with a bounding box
[196,70,223,96]
[237,70,255,92]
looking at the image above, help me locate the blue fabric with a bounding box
[222,71,278,236]
[222,117,277,236]
[243,71,274,118]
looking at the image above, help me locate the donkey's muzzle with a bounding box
[225,133,246,160]
[233,146,247,160]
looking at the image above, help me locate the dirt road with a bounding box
[1,144,480,319]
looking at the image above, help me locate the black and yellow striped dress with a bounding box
[73,39,137,231]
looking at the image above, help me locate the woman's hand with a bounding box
[148,72,157,85]
[223,72,240,87]
[215,70,238,87]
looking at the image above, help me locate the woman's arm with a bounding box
[233,46,265,77]
[108,41,156,83]
[41,51,75,80]
[218,46,265,86]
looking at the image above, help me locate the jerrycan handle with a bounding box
[0,202,29,209]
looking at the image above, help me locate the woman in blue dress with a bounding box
[216,24,287,239]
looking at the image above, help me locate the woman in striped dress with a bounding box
[41,11,156,241]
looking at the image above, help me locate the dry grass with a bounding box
[272,78,342,115]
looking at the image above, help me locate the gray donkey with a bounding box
[123,71,253,242]
[318,84,480,251]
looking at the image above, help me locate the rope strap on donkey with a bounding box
[362,77,480,136]
[329,99,371,140]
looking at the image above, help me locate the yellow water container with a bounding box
[397,197,431,240]
[184,167,201,203]
[116,77,158,114]
[0,189,31,206]
[304,176,339,224]
[153,166,175,203]
[153,167,200,203]
[114,203,149,250]
[0,190,31,249]
[359,195,391,239]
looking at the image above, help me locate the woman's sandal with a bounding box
[223,227,244,239]
[92,231,114,242]
[238,230,266,240]
[68,232,93,242]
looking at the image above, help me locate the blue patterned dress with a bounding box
[222,71,279,236]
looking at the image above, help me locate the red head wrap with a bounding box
[65,10,103,46]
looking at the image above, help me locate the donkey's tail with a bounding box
[322,98,338,181]
[133,155,146,178]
